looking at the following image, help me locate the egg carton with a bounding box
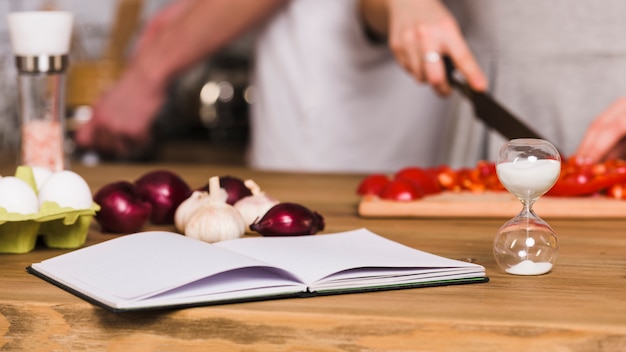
[0,166,99,254]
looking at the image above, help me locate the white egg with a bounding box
[31,166,53,191]
[38,170,93,209]
[0,176,39,214]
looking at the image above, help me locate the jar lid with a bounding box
[7,11,73,57]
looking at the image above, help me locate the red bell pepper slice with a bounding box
[547,159,626,197]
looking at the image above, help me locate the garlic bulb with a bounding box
[174,190,210,232]
[234,179,279,232]
[184,176,245,243]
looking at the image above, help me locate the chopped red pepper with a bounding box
[395,166,442,195]
[379,178,424,201]
[547,157,626,197]
[356,157,626,200]
[606,182,626,199]
[432,165,462,192]
[356,174,390,196]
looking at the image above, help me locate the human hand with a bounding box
[385,0,487,96]
[74,69,166,159]
[73,1,188,159]
[575,97,626,162]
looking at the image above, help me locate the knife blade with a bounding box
[443,57,545,141]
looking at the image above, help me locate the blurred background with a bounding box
[0,0,253,166]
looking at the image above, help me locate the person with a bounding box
[360,0,626,167]
[358,0,487,97]
[75,0,458,173]
[247,0,464,172]
[75,0,286,162]
[576,98,626,163]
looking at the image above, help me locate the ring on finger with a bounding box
[424,51,441,63]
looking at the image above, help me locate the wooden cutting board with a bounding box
[358,191,626,218]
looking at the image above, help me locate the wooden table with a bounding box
[1,161,625,351]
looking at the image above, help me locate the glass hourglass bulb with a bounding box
[494,139,561,275]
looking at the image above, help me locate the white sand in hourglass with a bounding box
[496,159,561,200]
[506,260,553,275]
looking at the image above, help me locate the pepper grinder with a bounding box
[7,11,74,171]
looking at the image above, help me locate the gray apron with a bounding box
[442,0,626,167]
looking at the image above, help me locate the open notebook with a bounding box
[28,228,488,312]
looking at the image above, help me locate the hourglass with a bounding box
[494,138,561,275]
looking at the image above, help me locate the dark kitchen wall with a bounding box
[157,35,254,149]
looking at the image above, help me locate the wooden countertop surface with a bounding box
[1,161,625,351]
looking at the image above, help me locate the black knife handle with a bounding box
[443,56,470,97]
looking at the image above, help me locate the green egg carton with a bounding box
[0,166,100,254]
[0,220,40,254]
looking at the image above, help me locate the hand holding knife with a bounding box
[443,57,548,142]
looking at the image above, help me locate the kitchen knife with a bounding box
[443,57,545,141]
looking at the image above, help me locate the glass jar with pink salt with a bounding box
[8,11,74,171]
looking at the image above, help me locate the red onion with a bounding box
[94,181,152,233]
[135,170,192,225]
[197,175,252,205]
[249,202,325,236]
